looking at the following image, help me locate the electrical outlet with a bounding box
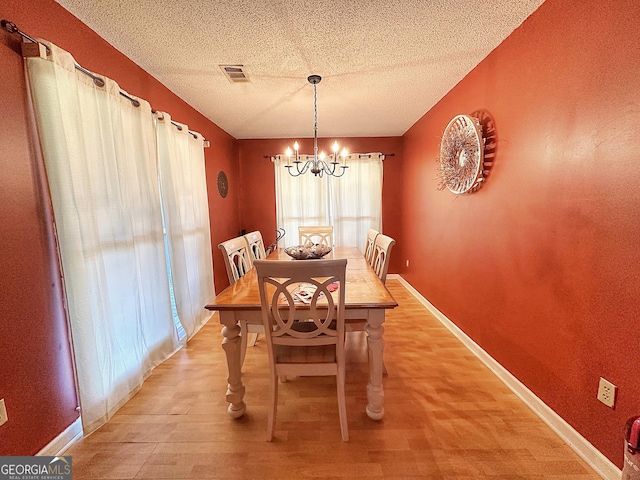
[597,377,617,408]
[0,398,7,427]
[406,260,409,267]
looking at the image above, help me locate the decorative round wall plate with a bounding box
[217,171,228,198]
[438,114,485,194]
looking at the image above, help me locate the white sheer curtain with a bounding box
[26,42,180,434]
[274,154,383,249]
[330,154,383,249]
[275,156,330,247]
[155,113,214,341]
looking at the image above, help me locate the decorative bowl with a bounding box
[284,244,332,260]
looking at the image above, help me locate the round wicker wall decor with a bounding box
[217,171,229,198]
[438,114,485,194]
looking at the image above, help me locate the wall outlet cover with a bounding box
[597,377,617,408]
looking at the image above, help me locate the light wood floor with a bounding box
[65,279,602,479]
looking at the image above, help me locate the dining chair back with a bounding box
[218,236,253,285]
[219,236,259,364]
[244,230,267,261]
[364,228,379,266]
[371,234,396,284]
[242,230,267,347]
[298,225,333,247]
[254,258,349,442]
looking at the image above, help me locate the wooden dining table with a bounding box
[205,246,398,420]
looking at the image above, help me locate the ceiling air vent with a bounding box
[219,65,250,83]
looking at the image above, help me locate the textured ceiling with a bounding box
[54,0,545,139]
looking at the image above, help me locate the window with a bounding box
[274,154,383,249]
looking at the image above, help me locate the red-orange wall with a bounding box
[0,0,239,453]
[401,0,640,467]
[234,137,404,290]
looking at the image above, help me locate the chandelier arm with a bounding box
[297,160,311,176]
[319,160,336,176]
[319,160,347,177]
[332,165,348,177]
[285,159,312,177]
[285,165,303,177]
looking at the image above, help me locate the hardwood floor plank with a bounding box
[64,279,602,479]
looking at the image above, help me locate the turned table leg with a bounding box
[365,310,385,420]
[220,311,246,418]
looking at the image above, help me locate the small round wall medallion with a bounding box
[217,171,229,198]
[438,114,486,194]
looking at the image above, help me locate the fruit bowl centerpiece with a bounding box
[284,243,332,260]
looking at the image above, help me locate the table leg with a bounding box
[220,311,245,418]
[365,310,385,420]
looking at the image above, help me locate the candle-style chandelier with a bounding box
[284,75,349,177]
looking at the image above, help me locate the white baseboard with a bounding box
[37,417,83,456]
[389,274,621,480]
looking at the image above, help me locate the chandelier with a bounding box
[284,75,349,177]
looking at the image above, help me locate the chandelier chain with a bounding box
[314,82,318,134]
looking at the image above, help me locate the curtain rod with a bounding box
[2,20,141,108]
[1,19,41,49]
[2,19,209,147]
[152,111,199,140]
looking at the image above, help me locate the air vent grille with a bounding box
[219,65,250,83]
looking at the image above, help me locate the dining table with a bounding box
[205,246,398,420]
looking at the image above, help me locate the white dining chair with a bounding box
[254,258,349,442]
[244,230,267,261]
[218,236,257,365]
[298,225,333,247]
[218,236,253,285]
[371,233,396,284]
[242,230,268,347]
[349,233,396,375]
[364,228,379,266]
